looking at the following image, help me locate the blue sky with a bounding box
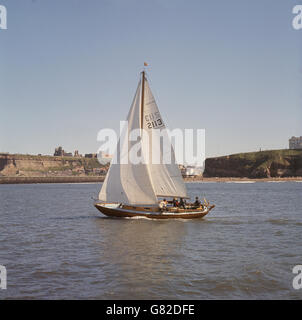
[0,0,301,158]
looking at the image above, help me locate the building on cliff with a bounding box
[74,150,82,157]
[54,146,64,156]
[289,136,302,150]
[85,153,97,158]
[54,146,72,157]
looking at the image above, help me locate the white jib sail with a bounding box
[143,78,188,199]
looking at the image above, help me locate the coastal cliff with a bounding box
[1,149,302,183]
[203,149,302,178]
[0,153,107,178]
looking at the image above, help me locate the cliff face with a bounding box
[0,154,107,177]
[2,149,302,179]
[204,150,302,178]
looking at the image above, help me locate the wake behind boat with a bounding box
[94,69,215,219]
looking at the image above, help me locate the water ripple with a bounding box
[0,182,301,299]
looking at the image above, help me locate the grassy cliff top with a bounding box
[0,153,106,168]
[0,153,73,160]
[213,149,302,160]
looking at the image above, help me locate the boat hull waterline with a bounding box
[95,203,215,219]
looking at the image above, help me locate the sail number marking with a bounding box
[145,111,164,129]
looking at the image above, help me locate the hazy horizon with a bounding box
[1,0,301,158]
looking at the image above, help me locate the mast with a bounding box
[141,71,145,129]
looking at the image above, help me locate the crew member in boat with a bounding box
[179,198,186,209]
[172,198,179,207]
[159,198,168,211]
[193,196,201,208]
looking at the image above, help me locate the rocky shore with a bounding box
[184,176,302,183]
[0,176,105,184]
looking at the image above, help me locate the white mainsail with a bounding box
[99,72,187,205]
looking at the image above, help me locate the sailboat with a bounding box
[94,70,215,219]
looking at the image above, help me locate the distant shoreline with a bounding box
[0,176,105,184]
[185,177,302,183]
[1,176,302,185]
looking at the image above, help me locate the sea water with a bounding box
[0,182,301,299]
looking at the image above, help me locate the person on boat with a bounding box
[179,198,186,209]
[159,199,168,211]
[163,199,168,207]
[193,197,201,208]
[172,198,179,207]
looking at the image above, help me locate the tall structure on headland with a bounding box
[53,146,73,157]
[54,146,64,156]
[74,150,82,157]
[289,136,302,150]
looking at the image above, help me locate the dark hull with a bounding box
[94,203,215,220]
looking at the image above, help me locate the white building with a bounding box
[289,136,302,150]
[183,165,204,177]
